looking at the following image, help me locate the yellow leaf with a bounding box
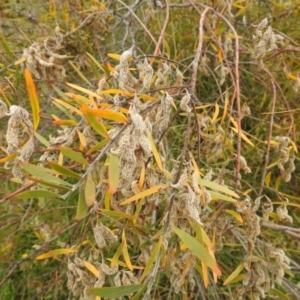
[107,258,143,270]
[202,262,209,288]
[230,126,254,147]
[107,53,121,60]
[221,93,228,124]
[52,98,83,116]
[85,176,95,207]
[89,108,127,123]
[122,230,133,271]
[265,171,272,187]
[52,119,77,126]
[223,263,244,285]
[77,130,87,148]
[225,209,243,223]
[66,82,102,101]
[146,129,163,171]
[211,103,219,124]
[120,184,169,205]
[104,189,111,210]
[25,68,40,131]
[0,153,18,163]
[14,56,26,65]
[139,164,145,190]
[83,260,99,277]
[36,248,77,260]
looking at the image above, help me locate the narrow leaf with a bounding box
[210,191,237,203]
[211,103,219,123]
[108,153,120,194]
[120,184,169,205]
[122,230,133,271]
[20,162,72,187]
[77,130,87,148]
[60,147,87,164]
[89,108,127,123]
[81,104,109,139]
[14,190,60,200]
[36,248,77,260]
[100,209,139,220]
[82,260,99,277]
[85,176,95,207]
[69,61,93,87]
[198,179,239,198]
[0,153,18,163]
[90,285,143,298]
[25,68,40,131]
[225,209,243,223]
[48,162,81,179]
[223,263,244,285]
[139,236,162,282]
[146,129,163,171]
[67,82,102,100]
[173,226,221,275]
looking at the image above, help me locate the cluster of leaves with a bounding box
[0,0,300,299]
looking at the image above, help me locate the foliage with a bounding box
[0,0,300,299]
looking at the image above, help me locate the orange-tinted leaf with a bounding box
[108,154,120,194]
[0,153,18,163]
[90,108,127,123]
[52,119,77,126]
[25,68,40,131]
[85,175,95,207]
[120,184,169,205]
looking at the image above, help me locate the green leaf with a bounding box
[199,179,239,198]
[269,288,290,300]
[223,263,244,285]
[139,236,162,283]
[48,162,81,179]
[20,162,72,187]
[60,147,87,165]
[108,154,120,194]
[89,284,143,298]
[209,191,237,203]
[13,190,60,200]
[69,61,93,87]
[173,226,221,276]
[73,188,88,220]
[81,104,109,139]
[34,132,50,147]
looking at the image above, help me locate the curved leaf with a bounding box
[14,190,60,200]
[36,248,77,260]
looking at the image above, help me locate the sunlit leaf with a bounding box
[90,285,143,298]
[89,108,127,123]
[67,82,102,100]
[120,184,169,205]
[36,248,77,260]
[52,119,77,126]
[77,130,87,148]
[211,103,219,123]
[173,226,221,275]
[210,191,237,203]
[25,68,40,131]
